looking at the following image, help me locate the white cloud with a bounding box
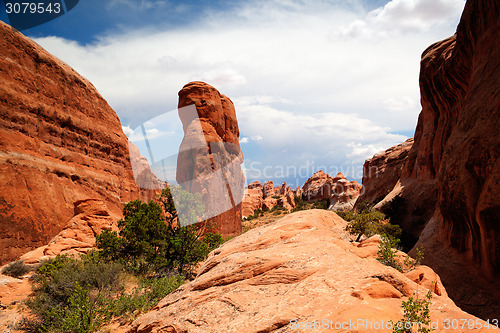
[32,0,465,183]
[335,0,465,38]
[240,137,249,144]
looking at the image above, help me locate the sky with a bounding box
[0,0,466,187]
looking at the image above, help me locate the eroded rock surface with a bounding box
[358,0,500,319]
[302,170,362,210]
[176,82,244,237]
[20,199,120,264]
[0,22,139,264]
[129,210,492,333]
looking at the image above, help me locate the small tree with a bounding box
[97,186,222,275]
[392,288,434,333]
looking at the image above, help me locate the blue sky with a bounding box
[1,0,465,187]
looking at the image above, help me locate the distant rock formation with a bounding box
[0,22,139,265]
[129,210,487,333]
[358,0,500,319]
[20,199,120,264]
[302,170,362,210]
[176,82,244,237]
[241,180,296,218]
[128,141,166,202]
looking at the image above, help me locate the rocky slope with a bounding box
[0,22,139,265]
[358,0,499,319]
[176,82,244,237]
[129,210,494,333]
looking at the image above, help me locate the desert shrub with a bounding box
[25,254,124,332]
[24,252,185,332]
[311,200,329,210]
[342,210,402,242]
[391,288,434,333]
[203,232,225,251]
[107,275,184,320]
[272,195,281,199]
[2,260,31,278]
[270,205,286,213]
[97,186,222,276]
[291,195,307,212]
[377,235,402,271]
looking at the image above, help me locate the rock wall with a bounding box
[358,0,500,319]
[0,22,139,265]
[176,82,244,237]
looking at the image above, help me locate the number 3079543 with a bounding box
[5,2,61,14]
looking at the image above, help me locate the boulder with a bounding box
[20,199,120,264]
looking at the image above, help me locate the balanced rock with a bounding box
[176,82,244,237]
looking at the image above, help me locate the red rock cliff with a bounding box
[0,22,139,264]
[176,82,244,237]
[359,0,500,319]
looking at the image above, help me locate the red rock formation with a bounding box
[302,170,331,201]
[128,141,166,202]
[176,82,244,237]
[356,138,413,205]
[241,181,297,218]
[359,0,500,319]
[129,210,490,333]
[330,176,362,211]
[0,22,139,265]
[262,180,277,198]
[302,170,362,210]
[241,181,264,218]
[20,199,120,264]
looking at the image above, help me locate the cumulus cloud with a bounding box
[33,0,465,183]
[335,0,465,39]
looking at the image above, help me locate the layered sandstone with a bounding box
[0,22,139,265]
[176,82,244,237]
[20,199,119,264]
[358,0,500,319]
[356,138,413,206]
[241,181,264,218]
[128,141,166,202]
[129,210,492,333]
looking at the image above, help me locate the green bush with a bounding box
[377,235,402,271]
[312,200,329,210]
[291,195,307,212]
[97,186,222,276]
[24,253,185,333]
[25,254,124,332]
[391,288,434,333]
[107,275,184,321]
[341,210,402,242]
[2,260,31,278]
